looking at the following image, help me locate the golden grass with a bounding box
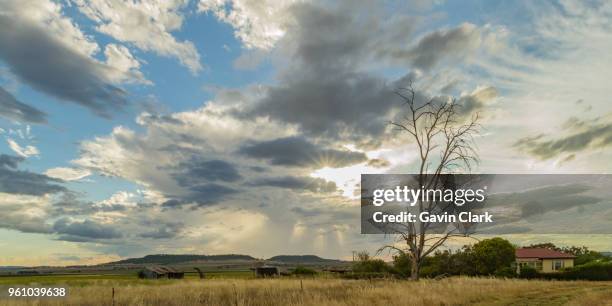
[2,277,612,306]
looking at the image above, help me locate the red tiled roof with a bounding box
[516,248,575,259]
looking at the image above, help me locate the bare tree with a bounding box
[378,82,481,280]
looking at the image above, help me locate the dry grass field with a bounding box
[2,277,612,306]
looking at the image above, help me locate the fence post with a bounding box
[112,287,115,306]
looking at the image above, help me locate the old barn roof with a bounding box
[145,266,180,274]
[516,248,576,259]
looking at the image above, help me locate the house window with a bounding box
[519,261,542,271]
[535,261,543,271]
[553,260,564,271]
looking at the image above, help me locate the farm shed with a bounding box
[255,266,280,277]
[139,266,184,279]
[17,270,40,275]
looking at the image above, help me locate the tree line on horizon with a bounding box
[352,237,612,280]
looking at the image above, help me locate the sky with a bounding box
[0,0,611,266]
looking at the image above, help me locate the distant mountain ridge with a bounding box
[102,254,344,265]
[105,254,256,265]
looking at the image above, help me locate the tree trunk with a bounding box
[410,258,419,280]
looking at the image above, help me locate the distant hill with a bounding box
[0,266,25,270]
[602,252,612,257]
[105,254,256,265]
[267,255,341,263]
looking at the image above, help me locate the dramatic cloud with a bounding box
[456,86,498,117]
[514,115,612,160]
[53,218,123,240]
[139,221,184,239]
[488,183,602,216]
[391,23,482,70]
[238,136,368,168]
[0,87,47,124]
[72,0,202,74]
[0,1,129,117]
[248,72,403,144]
[0,193,53,234]
[173,159,242,184]
[0,154,66,195]
[162,183,239,208]
[250,176,337,193]
[4,0,609,263]
[0,153,23,168]
[233,2,490,145]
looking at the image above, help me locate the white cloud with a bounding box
[44,167,91,181]
[6,138,39,158]
[198,0,299,50]
[72,0,202,74]
[103,44,151,85]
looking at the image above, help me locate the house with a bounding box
[139,266,184,279]
[516,248,575,273]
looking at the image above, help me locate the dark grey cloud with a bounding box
[53,218,122,239]
[0,154,66,195]
[0,86,47,123]
[249,73,402,143]
[514,116,612,160]
[456,86,497,117]
[290,206,356,220]
[0,210,52,234]
[236,2,419,144]
[50,193,94,216]
[140,222,184,239]
[173,158,242,184]
[286,2,390,70]
[238,136,368,168]
[0,13,127,118]
[0,154,23,168]
[55,235,100,243]
[137,112,184,126]
[385,23,481,70]
[487,183,602,218]
[237,3,483,145]
[161,158,242,208]
[250,176,337,193]
[49,193,145,218]
[162,183,239,209]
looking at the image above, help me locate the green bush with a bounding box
[519,266,538,279]
[397,238,515,278]
[341,272,392,280]
[494,266,517,278]
[352,258,393,274]
[471,238,516,276]
[352,251,394,274]
[392,252,412,277]
[523,262,612,281]
[556,262,612,281]
[291,266,317,276]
